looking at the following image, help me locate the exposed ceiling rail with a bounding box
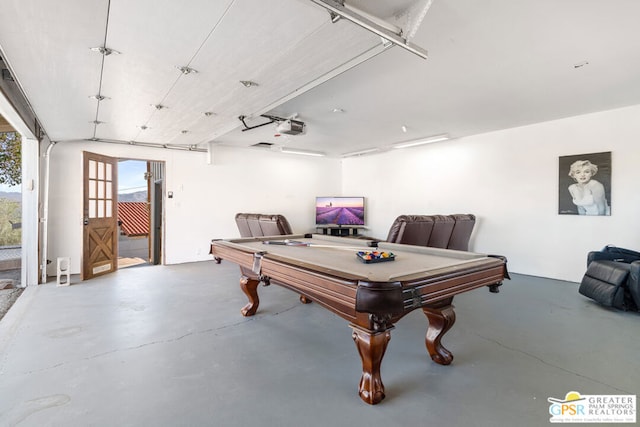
[91,0,112,139]
[308,0,428,59]
[0,49,44,140]
[238,114,287,132]
[84,137,207,152]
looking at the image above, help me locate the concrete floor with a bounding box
[0,260,638,426]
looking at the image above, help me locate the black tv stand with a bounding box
[316,225,365,237]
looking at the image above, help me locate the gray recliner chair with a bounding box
[578,245,640,311]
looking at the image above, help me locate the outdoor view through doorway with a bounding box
[0,118,22,318]
[117,160,150,269]
[117,159,165,269]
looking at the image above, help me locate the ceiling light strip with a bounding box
[308,0,428,59]
[281,148,326,157]
[392,134,449,149]
[341,148,379,157]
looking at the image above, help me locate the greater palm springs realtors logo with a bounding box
[548,391,636,423]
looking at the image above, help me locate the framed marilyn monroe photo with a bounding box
[558,151,611,216]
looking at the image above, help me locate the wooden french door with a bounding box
[82,151,118,280]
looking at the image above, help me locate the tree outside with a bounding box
[0,199,21,246]
[0,131,21,246]
[0,132,21,186]
[0,126,22,299]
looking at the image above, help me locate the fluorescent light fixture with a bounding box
[342,148,379,158]
[392,134,449,149]
[281,148,326,157]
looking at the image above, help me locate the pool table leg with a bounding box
[422,298,456,365]
[351,326,391,405]
[239,276,260,316]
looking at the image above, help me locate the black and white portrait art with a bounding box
[558,151,611,216]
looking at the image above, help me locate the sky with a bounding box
[0,182,20,193]
[118,160,147,194]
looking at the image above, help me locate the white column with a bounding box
[21,137,39,286]
[0,90,40,287]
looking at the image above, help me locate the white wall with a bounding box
[46,142,341,275]
[45,104,640,282]
[342,105,640,282]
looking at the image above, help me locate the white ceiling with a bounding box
[1,0,640,157]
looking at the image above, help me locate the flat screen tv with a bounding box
[315,197,365,226]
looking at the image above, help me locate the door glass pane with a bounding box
[98,200,105,218]
[98,181,104,199]
[106,200,112,217]
[89,160,97,179]
[106,184,112,199]
[106,163,112,181]
[89,179,97,198]
[98,161,105,180]
[89,200,97,218]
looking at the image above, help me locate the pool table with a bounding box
[210,234,507,404]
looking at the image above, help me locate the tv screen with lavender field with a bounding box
[315,197,365,226]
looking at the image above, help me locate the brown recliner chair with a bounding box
[234,213,256,237]
[386,214,475,251]
[426,215,456,249]
[235,213,293,237]
[447,214,476,251]
[233,213,297,290]
[385,215,435,246]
